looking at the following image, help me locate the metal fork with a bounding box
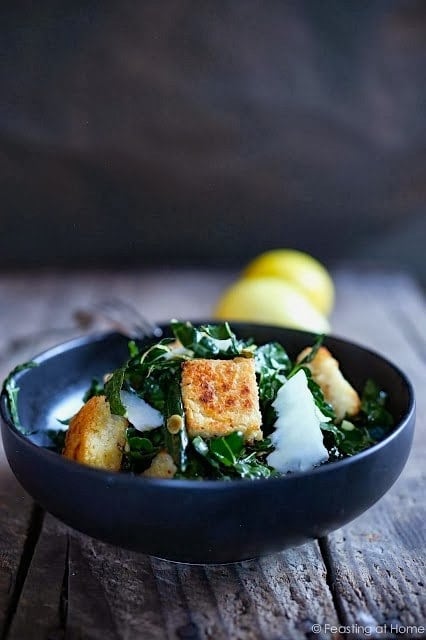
[73,298,163,339]
[0,299,162,367]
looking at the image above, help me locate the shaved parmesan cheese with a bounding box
[213,338,233,350]
[120,391,163,432]
[267,370,329,473]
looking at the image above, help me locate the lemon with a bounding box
[214,277,330,333]
[243,249,334,316]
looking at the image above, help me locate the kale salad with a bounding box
[4,321,395,480]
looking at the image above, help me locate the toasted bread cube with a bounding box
[63,395,128,471]
[181,357,263,442]
[143,451,177,478]
[297,346,361,421]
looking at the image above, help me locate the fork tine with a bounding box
[95,299,162,339]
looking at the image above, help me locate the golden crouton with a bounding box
[63,395,128,471]
[142,451,177,478]
[181,357,263,442]
[297,346,361,421]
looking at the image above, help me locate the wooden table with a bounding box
[0,269,424,640]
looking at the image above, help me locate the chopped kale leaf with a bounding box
[2,361,38,431]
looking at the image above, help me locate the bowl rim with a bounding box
[0,325,416,490]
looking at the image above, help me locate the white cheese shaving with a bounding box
[267,369,330,473]
[120,390,163,432]
[212,338,233,350]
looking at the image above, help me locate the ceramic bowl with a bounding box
[0,324,415,563]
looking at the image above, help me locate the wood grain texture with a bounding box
[6,513,66,640]
[64,534,338,639]
[0,269,230,356]
[0,472,34,638]
[0,269,424,639]
[324,270,426,631]
[0,289,64,639]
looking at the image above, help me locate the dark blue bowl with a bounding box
[0,325,415,563]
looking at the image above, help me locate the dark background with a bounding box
[1,1,425,277]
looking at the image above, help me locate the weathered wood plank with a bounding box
[332,271,425,358]
[0,312,65,638]
[64,534,338,639]
[67,534,167,640]
[321,483,426,633]
[150,559,211,640]
[7,514,67,640]
[1,269,424,640]
[66,536,121,640]
[323,270,426,631]
[0,471,35,638]
[238,547,339,639]
[257,549,339,637]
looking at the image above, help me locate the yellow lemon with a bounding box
[214,277,330,334]
[243,249,335,316]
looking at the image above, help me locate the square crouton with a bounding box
[181,357,263,442]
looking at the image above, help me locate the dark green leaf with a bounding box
[339,427,374,456]
[170,321,195,348]
[192,436,220,470]
[191,433,274,479]
[209,433,243,466]
[201,322,234,340]
[122,427,164,472]
[293,334,325,366]
[255,342,291,428]
[104,367,126,416]
[171,320,247,358]
[359,379,394,429]
[305,370,335,420]
[233,460,273,479]
[57,417,71,426]
[140,341,175,367]
[46,429,67,452]
[255,342,292,376]
[245,437,274,455]
[321,421,374,456]
[137,375,167,413]
[83,377,104,402]
[321,377,394,458]
[128,436,154,453]
[2,361,38,430]
[286,335,324,381]
[164,374,188,472]
[127,340,140,358]
[174,454,211,479]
